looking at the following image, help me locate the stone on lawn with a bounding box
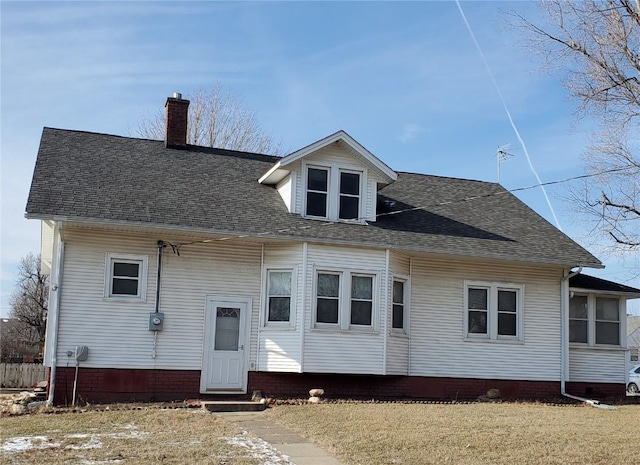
[486,388,501,399]
[309,388,324,397]
[308,396,321,404]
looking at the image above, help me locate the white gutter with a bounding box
[560,267,616,409]
[46,221,65,406]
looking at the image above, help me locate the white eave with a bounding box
[259,130,398,185]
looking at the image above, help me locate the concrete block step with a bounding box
[202,401,267,413]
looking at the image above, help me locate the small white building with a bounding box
[27,95,640,404]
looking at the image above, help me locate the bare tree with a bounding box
[513,0,640,255]
[7,253,49,356]
[136,84,282,155]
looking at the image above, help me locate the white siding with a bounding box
[41,220,55,275]
[410,258,563,381]
[56,229,262,370]
[569,348,626,383]
[303,244,387,374]
[276,174,293,212]
[386,252,411,375]
[259,243,304,372]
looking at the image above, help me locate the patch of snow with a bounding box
[226,431,294,465]
[1,436,60,453]
[1,428,148,455]
[65,436,103,450]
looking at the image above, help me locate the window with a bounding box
[350,275,373,325]
[465,282,523,341]
[267,271,292,323]
[306,167,328,218]
[105,253,148,300]
[569,295,588,343]
[570,294,622,346]
[315,271,376,330]
[304,165,363,222]
[317,273,340,324]
[339,171,360,220]
[392,279,407,331]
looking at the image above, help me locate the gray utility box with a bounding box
[149,312,164,331]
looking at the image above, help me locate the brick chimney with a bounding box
[165,92,190,148]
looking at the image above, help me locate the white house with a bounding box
[27,94,640,405]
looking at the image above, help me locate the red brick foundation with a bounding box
[50,367,626,405]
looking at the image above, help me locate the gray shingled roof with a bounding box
[26,128,602,268]
[569,273,640,295]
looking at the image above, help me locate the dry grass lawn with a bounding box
[266,402,639,465]
[0,407,286,465]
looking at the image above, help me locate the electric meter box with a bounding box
[149,312,164,331]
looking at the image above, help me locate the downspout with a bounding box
[560,267,615,409]
[46,221,65,406]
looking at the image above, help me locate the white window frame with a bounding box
[304,165,330,219]
[338,169,362,221]
[391,275,410,335]
[263,268,296,329]
[463,281,524,342]
[569,293,623,347]
[104,253,148,301]
[302,163,365,223]
[313,268,378,331]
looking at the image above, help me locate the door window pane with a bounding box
[215,307,240,351]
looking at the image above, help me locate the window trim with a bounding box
[302,163,365,223]
[313,268,378,332]
[391,275,410,335]
[304,165,330,219]
[104,253,148,301]
[338,169,362,221]
[260,266,298,331]
[463,281,524,342]
[569,293,623,348]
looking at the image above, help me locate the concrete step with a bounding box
[202,401,267,413]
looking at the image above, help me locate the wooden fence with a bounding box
[0,363,47,388]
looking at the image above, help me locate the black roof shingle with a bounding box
[26,128,602,268]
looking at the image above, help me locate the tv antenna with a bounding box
[496,144,515,183]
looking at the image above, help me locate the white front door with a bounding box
[201,297,249,393]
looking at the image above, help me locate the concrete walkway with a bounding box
[218,411,347,465]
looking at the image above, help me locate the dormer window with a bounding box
[304,165,363,221]
[339,171,360,220]
[306,167,329,218]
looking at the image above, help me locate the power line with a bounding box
[162,164,636,252]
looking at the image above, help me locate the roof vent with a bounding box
[173,92,182,99]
